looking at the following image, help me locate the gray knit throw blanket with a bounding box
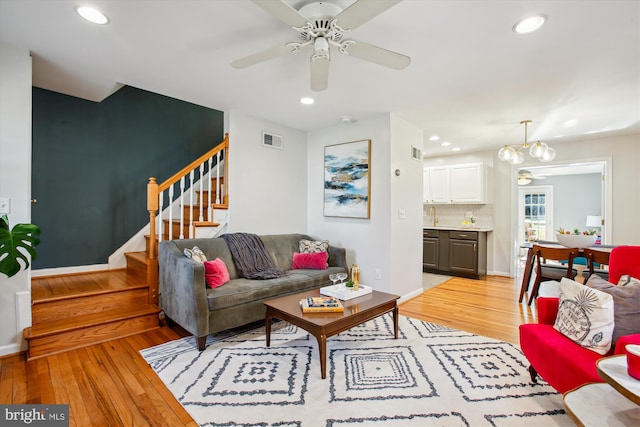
[221,233,288,280]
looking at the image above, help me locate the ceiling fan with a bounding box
[231,0,411,91]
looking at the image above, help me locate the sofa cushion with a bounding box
[291,252,327,270]
[204,258,230,289]
[299,239,329,266]
[206,267,345,311]
[618,274,640,287]
[586,274,640,344]
[554,277,614,355]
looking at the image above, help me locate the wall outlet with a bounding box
[375,269,381,280]
[0,198,10,214]
[398,208,406,219]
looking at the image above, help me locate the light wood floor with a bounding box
[0,274,536,427]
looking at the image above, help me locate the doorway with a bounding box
[518,185,553,246]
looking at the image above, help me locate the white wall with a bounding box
[227,110,308,234]
[389,114,424,299]
[424,132,640,277]
[307,114,423,299]
[0,42,32,356]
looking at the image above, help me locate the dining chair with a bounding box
[527,245,579,305]
[581,247,612,282]
[608,245,640,284]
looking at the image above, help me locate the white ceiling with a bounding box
[1,0,638,157]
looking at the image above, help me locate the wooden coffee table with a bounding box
[264,289,399,379]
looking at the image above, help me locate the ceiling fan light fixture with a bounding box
[76,6,109,25]
[513,15,546,34]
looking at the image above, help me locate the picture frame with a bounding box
[323,139,371,218]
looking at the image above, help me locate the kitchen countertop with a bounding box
[423,226,493,232]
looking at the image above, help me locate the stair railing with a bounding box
[146,133,229,303]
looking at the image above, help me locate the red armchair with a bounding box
[519,297,640,393]
[608,245,640,284]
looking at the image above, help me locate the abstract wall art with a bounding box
[324,139,371,218]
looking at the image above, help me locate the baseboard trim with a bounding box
[32,264,109,277]
[399,287,424,304]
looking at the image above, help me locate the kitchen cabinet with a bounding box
[423,229,487,279]
[423,163,491,204]
[422,229,439,269]
[427,167,450,203]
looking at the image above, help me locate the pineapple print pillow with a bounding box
[554,278,614,355]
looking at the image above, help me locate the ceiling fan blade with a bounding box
[342,40,410,70]
[310,56,329,92]
[251,0,308,27]
[335,0,403,30]
[231,44,297,69]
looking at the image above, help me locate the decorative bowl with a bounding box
[555,233,597,248]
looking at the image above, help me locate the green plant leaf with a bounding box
[0,216,41,278]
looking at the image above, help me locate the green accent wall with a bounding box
[32,86,224,269]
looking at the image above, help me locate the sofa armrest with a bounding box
[537,297,559,325]
[614,333,640,354]
[158,240,210,337]
[328,245,347,269]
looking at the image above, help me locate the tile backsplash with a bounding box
[423,204,494,229]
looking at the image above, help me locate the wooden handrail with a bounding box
[146,132,229,304]
[158,133,229,192]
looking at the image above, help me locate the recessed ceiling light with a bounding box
[428,135,440,141]
[452,147,461,152]
[340,116,353,123]
[76,6,109,24]
[300,97,314,105]
[563,119,578,128]
[441,141,451,147]
[513,15,546,34]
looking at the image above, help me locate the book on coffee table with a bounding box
[300,296,344,313]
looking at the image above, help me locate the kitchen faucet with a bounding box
[429,206,438,227]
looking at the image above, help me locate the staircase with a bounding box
[24,135,229,360]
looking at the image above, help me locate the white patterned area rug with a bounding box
[141,315,571,427]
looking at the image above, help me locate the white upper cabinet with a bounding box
[423,163,491,204]
[428,167,450,203]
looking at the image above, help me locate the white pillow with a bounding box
[553,277,614,355]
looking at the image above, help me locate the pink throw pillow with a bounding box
[291,252,328,270]
[204,258,230,289]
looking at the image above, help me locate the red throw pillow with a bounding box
[291,252,327,270]
[204,258,230,289]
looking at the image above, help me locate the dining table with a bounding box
[518,242,615,303]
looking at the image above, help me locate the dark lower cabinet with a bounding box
[423,229,487,279]
[423,230,439,269]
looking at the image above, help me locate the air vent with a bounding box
[262,132,283,149]
[411,145,422,161]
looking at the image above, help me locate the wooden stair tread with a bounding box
[192,221,220,227]
[125,251,148,263]
[26,304,161,339]
[32,269,147,301]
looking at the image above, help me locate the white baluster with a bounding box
[199,163,205,222]
[179,176,185,239]
[168,185,174,240]
[216,152,221,205]
[189,170,194,239]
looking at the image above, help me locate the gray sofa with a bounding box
[158,233,348,350]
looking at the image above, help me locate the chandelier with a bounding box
[498,120,556,164]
